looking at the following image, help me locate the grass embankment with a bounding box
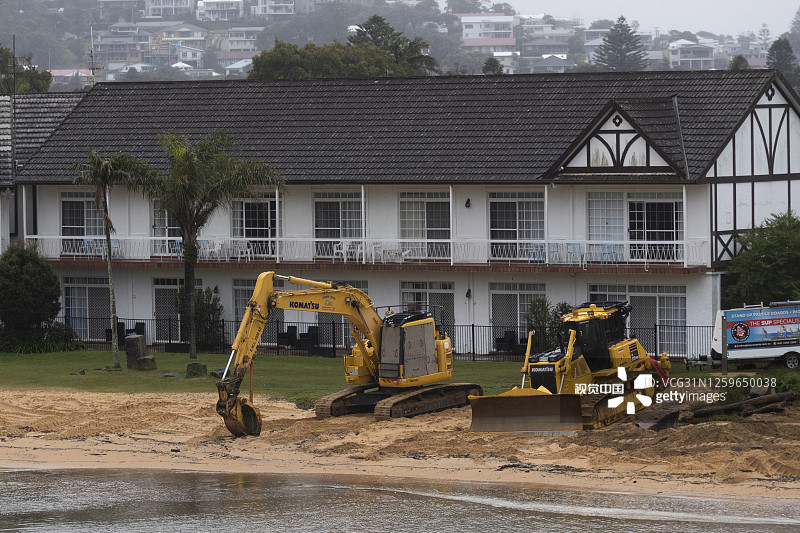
[0,350,524,405]
[1,350,796,408]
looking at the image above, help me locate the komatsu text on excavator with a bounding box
[469,301,671,434]
[216,272,482,436]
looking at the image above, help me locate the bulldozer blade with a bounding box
[468,394,583,435]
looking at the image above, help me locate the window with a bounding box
[314,192,362,257]
[587,192,683,262]
[232,194,278,256]
[63,277,110,340]
[61,192,103,254]
[400,281,454,334]
[152,202,181,256]
[588,192,624,241]
[588,284,686,356]
[400,192,450,259]
[628,193,683,261]
[489,192,544,259]
[489,282,545,339]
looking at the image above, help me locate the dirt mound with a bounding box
[1,389,799,498]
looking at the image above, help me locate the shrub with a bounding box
[0,321,84,353]
[0,242,62,349]
[525,298,573,353]
[176,285,226,351]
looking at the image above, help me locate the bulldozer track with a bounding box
[373,383,483,420]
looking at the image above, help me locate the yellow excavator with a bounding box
[469,301,671,434]
[216,271,483,436]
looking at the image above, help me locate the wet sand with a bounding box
[1,389,799,502]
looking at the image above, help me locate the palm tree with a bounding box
[390,36,439,75]
[74,149,153,368]
[130,129,283,358]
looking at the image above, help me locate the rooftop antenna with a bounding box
[89,26,101,85]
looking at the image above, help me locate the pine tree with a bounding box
[767,38,799,87]
[788,6,800,57]
[593,16,648,72]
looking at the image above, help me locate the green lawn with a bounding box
[0,350,523,404]
[0,350,794,406]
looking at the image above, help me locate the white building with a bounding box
[250,0,295,17]
[10,72,800,357]
[196,0,243,21]
[144,0,195,17]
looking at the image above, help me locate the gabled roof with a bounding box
[554,98,687,180]
[530,55,572,67]
[164,23,207,33]
[1,93,84,186]
[16,70,782,185]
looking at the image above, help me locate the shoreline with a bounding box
[1,389,799,503]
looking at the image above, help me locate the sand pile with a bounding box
[1,389,798,501]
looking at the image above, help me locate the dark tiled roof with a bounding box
[1,92,84,187]
[17,71,780,185]
[14,93,86,168]
[615,98,686,176]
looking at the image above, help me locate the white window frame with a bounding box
[399,192,450,259]
[489,192,545,259]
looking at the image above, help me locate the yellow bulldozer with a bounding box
[469,301,671,434]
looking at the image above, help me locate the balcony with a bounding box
[26,236,709,270]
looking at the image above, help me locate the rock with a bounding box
[186,362,207,377]
[163,372,180,378]
[749,385,774,398]
[125,335,149,370]
[137,355,157,371]
[210,368,226,378]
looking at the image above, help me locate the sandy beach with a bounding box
[1,388,799,502]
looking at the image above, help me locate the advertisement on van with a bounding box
[725,305,800,350]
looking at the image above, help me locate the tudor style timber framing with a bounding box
[703,79,800,267]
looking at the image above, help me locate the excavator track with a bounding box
[373,383,483,420]
[315,383,390,418]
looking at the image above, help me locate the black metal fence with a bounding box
[59,316,714,362]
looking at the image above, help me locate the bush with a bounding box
[0,242,62,350]
[776,375,800,393]
[525,298,573,353]
[176,285,226,351]
[0,321,84,353]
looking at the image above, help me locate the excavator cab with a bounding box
[379,311,440,381]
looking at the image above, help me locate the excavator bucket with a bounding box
[468,390,584,435]
[216,378,263,437]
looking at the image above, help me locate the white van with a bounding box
[711,301,800,368]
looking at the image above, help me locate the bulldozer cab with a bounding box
[562,302,629,372]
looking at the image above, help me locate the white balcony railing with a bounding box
[25,236,709,267]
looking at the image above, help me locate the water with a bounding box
[1,469,798,532]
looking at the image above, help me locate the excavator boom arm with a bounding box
[216,272,383,436]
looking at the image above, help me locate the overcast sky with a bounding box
[509,0,798,38]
